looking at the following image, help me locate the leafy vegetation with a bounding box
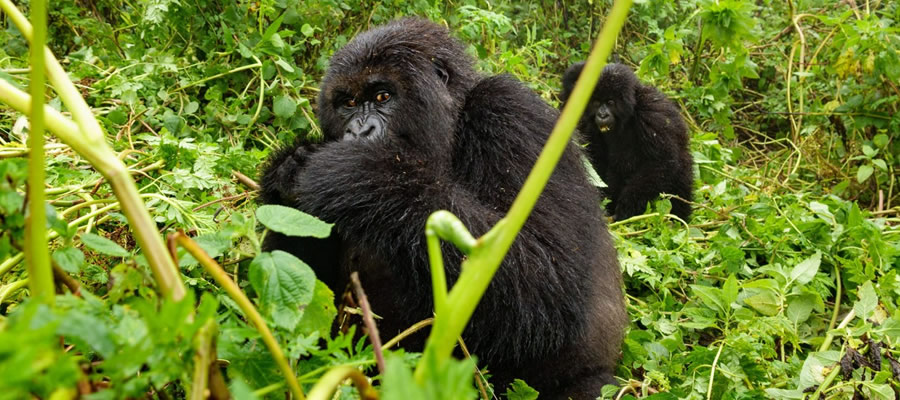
[1,0,899,399]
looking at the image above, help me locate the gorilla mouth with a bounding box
[594,113,614,133]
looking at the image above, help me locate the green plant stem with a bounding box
[425,211,476,312]
[808,352,842,400]
[414,0,633,381]
[170,233,305,400]
[822,263,842,352]
[190,319,218,400]
[306,366,378,400]
[0,80,185,301]
[819,309,856,353]
[0,0,186,301]
[0,279,29,304]
[707,342,725,400]
[24,0,53,303]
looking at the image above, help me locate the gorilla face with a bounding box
[331,81,398,141]
[589,64,638,135]
[316,19,480,160]
[592,99,616,133]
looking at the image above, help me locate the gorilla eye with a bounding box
[345,98,357,108]
[376,91,392,103]
[607,100,615,105]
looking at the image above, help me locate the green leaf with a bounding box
[273,96,297,118]
[862,382,894,400]
[52,247,85,273]
[853,280,877,319]
[274,58,295,73]
[862,144,877,158]
[184,101,199,115]
[179,233,232,267]
[296,280,336,337]
[506,379,539,400]
[857,164,874,183]
[723,274,738,306]
[249,251,316,331]
[256,205,333,238]
[744,291,780,316]
[301,23,315,37]
[786,294,815,324]
[798,351,841,388]
[790,251,821,286]
[381,356,477,400]
[56,309,116,358]
[80,233,129,257]
[691,285,725,314]
[873,134,889,148]
[872,158,887,170]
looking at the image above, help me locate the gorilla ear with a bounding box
[433,59,450,85]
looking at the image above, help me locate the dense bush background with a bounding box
[1,0,898,398]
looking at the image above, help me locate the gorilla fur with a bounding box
[561,62,694,220]
[260,18,626,398]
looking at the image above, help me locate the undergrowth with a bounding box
[1,0,899,399]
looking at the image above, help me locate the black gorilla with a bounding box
[561,62,694,220]
[260,18,626,398]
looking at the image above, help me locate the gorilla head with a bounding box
[317,19,479,160]
[562,63,638,135]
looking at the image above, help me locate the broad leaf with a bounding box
[256,205,333,238]
[790,252,821,286]
[249,251,316,331]
[80,233,129,257]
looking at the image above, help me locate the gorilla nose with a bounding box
[346,117,383,140]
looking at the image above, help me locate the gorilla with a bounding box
[561,62,694,221]
[260,18,626,399]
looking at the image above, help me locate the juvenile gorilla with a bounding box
[561,62,694,220]
[260,18,626,399]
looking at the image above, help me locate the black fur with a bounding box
[260,18,626,399]
[561,62,694,220]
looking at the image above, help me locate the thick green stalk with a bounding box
[306,366,378,400]
[414,0,634,380]
[0,22,185,300]
[24,0,53,302]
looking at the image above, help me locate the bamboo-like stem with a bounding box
[190,320,219,400]
[0,0,186,301]
[306,366,378,400]
[414,0,634,380]
[0,80,185,301]
[24,0,54,303]
[169,232,304,400]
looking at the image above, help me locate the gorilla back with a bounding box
[260,18,626,398]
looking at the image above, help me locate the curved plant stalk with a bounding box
[307,366,378,400]
[24,0,53,303]
[414,0,634,381]
[0,0,186,301]
[169,232,305,400]
[191,319,229,400]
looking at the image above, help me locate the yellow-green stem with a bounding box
[24,0,53,303]
[0,0,185,301]
[171,233,305,400]
[0,79,185,301]
[306,366,378,400]
[190,320,218,400]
